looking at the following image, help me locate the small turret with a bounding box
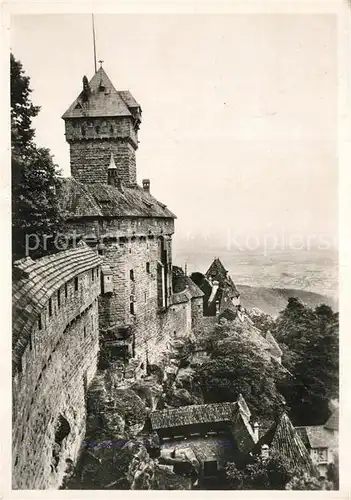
[107,152,118,187]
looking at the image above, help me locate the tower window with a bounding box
[92,269,95,282]
[65,282,68,299]
[57,289,61,308]
[130,295,135,315]
[146,262,150,273]
[38,314,43,330]
[49,298,53,317]
[130,269,134,281]
[95,125,100,134]
[74,277,79,291]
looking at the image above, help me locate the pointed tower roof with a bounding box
[324,407,339,431]
[62,67,140,119]
[237,393,251,423]
[254,413,317,476]
[266,331,283,358]
[206,258,240,298]
[206,258,228,281]
[108,152,117,170]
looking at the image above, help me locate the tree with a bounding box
[11,54,40,152]
[224,453,297,490]
[273,298,339,425]
[11,53,63,260]
[285,473,333,490]
[224,453,329,490]
[193,324,286,421]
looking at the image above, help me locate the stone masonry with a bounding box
[13,64,207,491]
[62,68,140,187]
[61,65,185,370]
[12,244,102,489]
[66,121,137,186]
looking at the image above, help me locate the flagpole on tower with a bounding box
[92,14,97,73]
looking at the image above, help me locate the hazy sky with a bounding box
[11,14,337,244]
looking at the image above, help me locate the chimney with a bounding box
[253,422,259,442]
[142,179,150,193]
[116,178,124,193]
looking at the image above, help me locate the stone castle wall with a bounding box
[12,267,101,489]
[190,296,204,335]
[66,216,177,367]
[65,117,137,185]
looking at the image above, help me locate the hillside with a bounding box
[238,284,338,317]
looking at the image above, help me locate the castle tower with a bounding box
[61,65,178,370]
[62,66,141,186]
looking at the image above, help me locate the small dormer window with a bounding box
[75,102,83,110]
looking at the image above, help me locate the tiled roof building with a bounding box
[296,407,338,478]
[60,177,175,220]
[206,258,240,298]
[254,412,318,477]
[151,396,258,484]
[150,397,257,451]
[190,258,240,319]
